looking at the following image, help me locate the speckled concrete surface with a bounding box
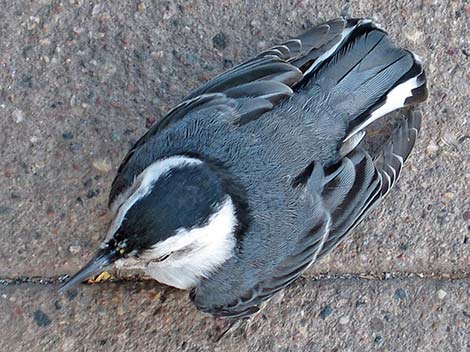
[1,278,469,352]
[0,0,468,351]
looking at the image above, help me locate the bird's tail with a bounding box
[293,19,427,140]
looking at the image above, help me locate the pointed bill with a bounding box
[58,249,116,293]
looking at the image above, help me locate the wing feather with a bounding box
[110,18,362,205]
[195,109,422,317]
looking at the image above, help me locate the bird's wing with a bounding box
[193,110,421,318]
[110,18,360,206]
[185,17,357,99]
[318,110,421,255]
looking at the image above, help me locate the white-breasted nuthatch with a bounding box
[60,18,427,318]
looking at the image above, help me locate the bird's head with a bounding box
[60,155,245,292]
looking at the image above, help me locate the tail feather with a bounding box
[292,18,366,76]
[292,19,427,141]
[344,52,426,140]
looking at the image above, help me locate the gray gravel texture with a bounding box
[1,278,470,352]
[0,0,469,351]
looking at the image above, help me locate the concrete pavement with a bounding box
[0,0,468,351]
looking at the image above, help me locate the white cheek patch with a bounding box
[132,197,238,290]
[105,155,203,244]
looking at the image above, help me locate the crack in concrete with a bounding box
[1,270,469,287]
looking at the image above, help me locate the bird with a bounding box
[60,17,427,318]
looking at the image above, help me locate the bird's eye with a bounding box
[156,253,171,262]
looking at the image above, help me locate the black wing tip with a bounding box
[375,109,422,195]
[405,70,428,106]
[406,109,422,133]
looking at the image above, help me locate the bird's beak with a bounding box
[58,248,117,293]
